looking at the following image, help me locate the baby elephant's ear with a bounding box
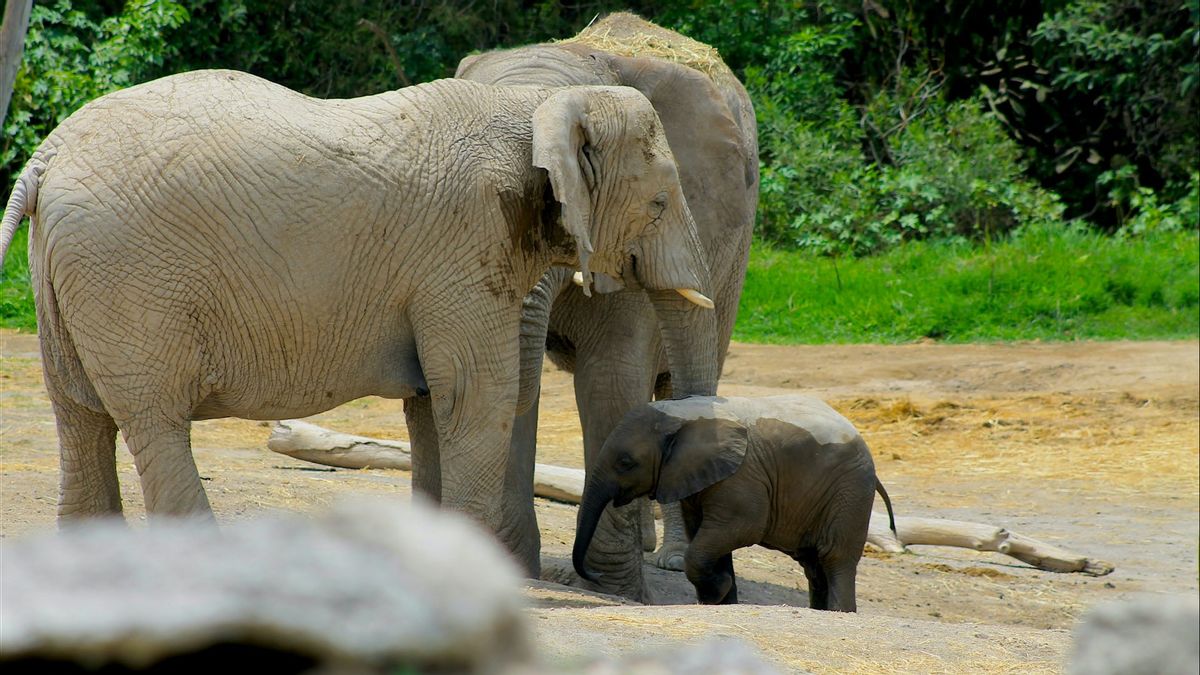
[656,417,749,503]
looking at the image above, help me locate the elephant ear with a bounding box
[656,417,749,503]
[532,89,597,296]
[603,53,755,192]
[454,52,483,78]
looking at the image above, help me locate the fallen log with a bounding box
[268,420,1114,576]
[268,420,584,504]
[867,513,1114,575]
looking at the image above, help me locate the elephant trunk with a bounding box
[647,288,720,397]
[515,268,572,415]
[573,477,619,582]
[636,207,713,308]
[639,207,720,398]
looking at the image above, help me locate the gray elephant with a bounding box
[572,395,896,611]
[0,69,716,545]
[456,12,758,597]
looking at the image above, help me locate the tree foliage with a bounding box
[2,0,1196,254]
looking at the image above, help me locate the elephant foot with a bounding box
[653,542,688,572]
[498,521,541,579]
[539,559,646,603]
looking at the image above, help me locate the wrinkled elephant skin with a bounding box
[0,69,713,554]
[457,12,758,598]
[575,395,890,612]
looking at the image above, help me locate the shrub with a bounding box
[2,0,189,188]
[749,23,1064,256]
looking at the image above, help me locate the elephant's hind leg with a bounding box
[122,415,211,518]
[821,555,859,612]
[41,326,123,522]
[54,398,121,522]
[795,550,829,610]
[572,328,660,600]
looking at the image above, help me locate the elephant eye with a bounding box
[615,455,637,473]
[647,192,667,223]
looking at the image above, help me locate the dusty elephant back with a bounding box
[35,70,508,239]
[25,70,544,422]
[652,395,861,448]
[458,14,757,377]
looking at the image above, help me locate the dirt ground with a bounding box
[2,330,1197,673]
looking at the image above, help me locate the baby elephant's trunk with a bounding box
[572,477,617,583]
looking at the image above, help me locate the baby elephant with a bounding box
[573,395,895,611]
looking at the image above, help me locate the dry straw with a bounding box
[558,12,728,79]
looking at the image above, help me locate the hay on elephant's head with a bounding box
[559,12,728,79]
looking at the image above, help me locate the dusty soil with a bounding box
[2,331,1197,673]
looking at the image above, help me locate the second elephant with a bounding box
[457,11,758,599]
[573,395,896,611]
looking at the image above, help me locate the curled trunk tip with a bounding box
[572,479,616,584]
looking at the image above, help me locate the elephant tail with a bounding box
[1,159,46,263]
[875,478,897,537]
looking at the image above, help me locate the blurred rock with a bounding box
[0,497,529,673]
[1068,595,1199,675]
[582,638,787,674]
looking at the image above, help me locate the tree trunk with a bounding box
[269,420,1115,577]
[0,0,32,130]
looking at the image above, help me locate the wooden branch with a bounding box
[269,419,413,470]
[268,420,584,503]
[269,421,1114,576]
[869,512,1114,576]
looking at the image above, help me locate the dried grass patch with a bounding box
[838,393,1200,497]
[559,12,728,79]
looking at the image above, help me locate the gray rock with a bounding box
[584,638,787,674]
[1,497,530,673]
[1068,595,1200,675]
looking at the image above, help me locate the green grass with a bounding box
[734,224,1200,343]
[3,221,1197,342]
[0,225,33,331]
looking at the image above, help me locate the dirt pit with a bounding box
[2,332,1197,673]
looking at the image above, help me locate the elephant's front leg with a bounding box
[414,308,521,538]
[651,380,690,571]
[683,507,754,605]
[684,532,739,605]
[573,322,661,601]
[498,270,569,577]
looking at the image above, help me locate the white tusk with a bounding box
[572,271,585,286]
[676,288,714,309]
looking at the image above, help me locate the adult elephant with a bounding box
[457,13,758,600]
[0,69,716,544]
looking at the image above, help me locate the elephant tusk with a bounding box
[572,271,585,286]
[676,288,714,309]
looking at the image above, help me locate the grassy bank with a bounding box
[734,225,1200,343]
[0,226,33,331]
[3,223,1197,342]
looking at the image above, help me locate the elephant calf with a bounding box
[573,395,895,611]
